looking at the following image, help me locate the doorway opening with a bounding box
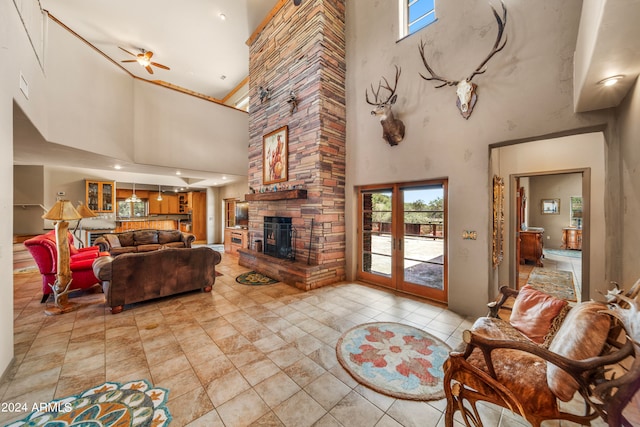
[512,170,589,301]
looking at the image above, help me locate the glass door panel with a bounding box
[400,184,447,302]
[360,188,394,287]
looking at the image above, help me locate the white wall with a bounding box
[617,79,640,286]
[345,0,610,317]
[133,82,249,176]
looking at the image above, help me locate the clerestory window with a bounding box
[400,0,436,39]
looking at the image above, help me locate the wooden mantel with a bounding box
[244,189,307,201]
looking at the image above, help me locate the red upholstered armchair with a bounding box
[24,231,109,303]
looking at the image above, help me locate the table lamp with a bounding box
[42,200,82,314]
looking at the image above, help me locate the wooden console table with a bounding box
[562,228,582,250]
[519,229,544,267]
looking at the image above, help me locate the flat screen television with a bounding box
[235,201,249,227]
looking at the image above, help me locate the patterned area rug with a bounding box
[336,322,451,401]
[236,271,278,285]
[527,267,576,301]
[544,248,582,259]
[7,379,171,427]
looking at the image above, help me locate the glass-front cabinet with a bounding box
[85,180,115,213]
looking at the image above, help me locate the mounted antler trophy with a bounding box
[366,65,406,146]
[418,1,507,119]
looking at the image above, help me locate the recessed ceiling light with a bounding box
[176,170,181,175]
[222,176,227,180]
[219,13,226,21]
[114,164,122,170]
[598,75,624,87]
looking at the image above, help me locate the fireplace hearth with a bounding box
[264,216,294,260]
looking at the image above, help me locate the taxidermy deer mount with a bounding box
[366,65,406,146]
[418,1,507,119]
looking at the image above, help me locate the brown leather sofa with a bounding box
[92,246,221,314]
[94,229,195,256]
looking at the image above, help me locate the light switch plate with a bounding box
[463,230,477,240]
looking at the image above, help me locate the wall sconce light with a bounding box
[259,86,271,103]
[598,75,624,87]
[286,90,298,114]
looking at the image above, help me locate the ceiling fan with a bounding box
[119,47,170,74]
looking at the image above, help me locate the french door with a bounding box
[357,180,448,303]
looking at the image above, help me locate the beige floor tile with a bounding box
[166,386,215,427]
[267,343,305,369]
[304,372,351,410]
[217,388,271,427]
[205,369,251,407]
[273,390,327,427]
[156,367,202,401]
[329,390,385,427]
[385,399,444,427]
[237,356,281,386]
[185,409,225,427]
[283,356,325,387]
[253,371,301,408]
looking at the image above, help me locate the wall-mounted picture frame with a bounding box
[541,198,560,215]
[263,125,288,185]
[492,175,505,268]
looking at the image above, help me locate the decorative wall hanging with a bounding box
[541,198,560,215]
[365,65,406,146]
[263,126,288,184]
[418,1,507,119]
[492,175,505,268]
[287,91,298,114]
[258,86,271,103]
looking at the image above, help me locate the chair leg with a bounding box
[41,294,50,304]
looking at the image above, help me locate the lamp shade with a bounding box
[76,203,98,218]
[42,200,82,221]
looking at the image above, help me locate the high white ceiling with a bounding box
[40,0,279,100]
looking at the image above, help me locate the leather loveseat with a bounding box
[94,229,195,256]
[92,246,221,314]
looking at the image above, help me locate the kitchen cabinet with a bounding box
[86,180,115,213]
[562,228,582,250]
[179,193,192,213]
[224,228,248,255]
[190,192,206,241]
[148,193,179,214]
[519,230,544,267]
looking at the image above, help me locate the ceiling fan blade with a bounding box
[121,59,138,63]
[145,65,154,74]
[119,46,137,57]
[144,51,154,60]
[151,62,170,70]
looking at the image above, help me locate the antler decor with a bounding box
[418,1,508,119]
[365,65,406,146]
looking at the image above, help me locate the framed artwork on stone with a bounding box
[263,125,288,185]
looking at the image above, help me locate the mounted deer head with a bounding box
[366,65,406,146]
[418,1,507,119]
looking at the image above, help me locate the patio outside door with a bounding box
[358,180,447,303]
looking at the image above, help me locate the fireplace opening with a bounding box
[264,216,294,260]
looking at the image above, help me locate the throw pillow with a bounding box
[547,301,610,401]
[104,234,121,248]
[509,285,568,345]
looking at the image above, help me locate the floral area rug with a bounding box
[7,379,171,427]
[527,267,576,301]
[236,271,278,285]
[336,322,451,401]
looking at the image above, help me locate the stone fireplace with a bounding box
[238,0,346,291]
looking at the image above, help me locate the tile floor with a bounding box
[3,245,598,427]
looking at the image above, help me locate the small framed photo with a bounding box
[263,126,288,185]
[541,198,560,215]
